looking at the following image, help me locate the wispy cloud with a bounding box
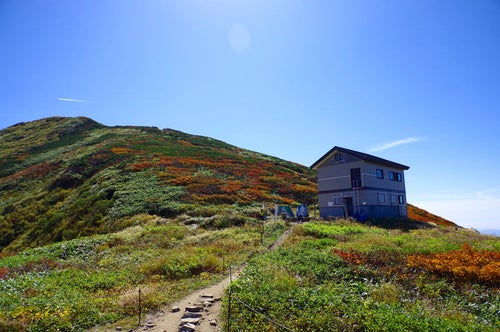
[57,98,88,103]
[370,137,422,152]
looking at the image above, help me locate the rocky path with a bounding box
[131,226,293,332]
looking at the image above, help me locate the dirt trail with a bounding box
[138,226,294,332]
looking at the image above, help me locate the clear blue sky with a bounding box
[1,0,499,230]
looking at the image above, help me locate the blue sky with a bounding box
[1,0,499,230]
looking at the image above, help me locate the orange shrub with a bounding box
[111,147,132,154]
[220,181,244,194]
[407,204,457,227]
[0,267,10,280]
[408,244,500,285]
[170,175,195,186]
[111,147,145,155]
[333,248,365,265]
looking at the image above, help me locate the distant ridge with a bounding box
[479,229,500,236]
[407,204,458,227]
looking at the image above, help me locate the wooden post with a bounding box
[260,221,264,245]
[227,266,232,332]
[138,288,141,327]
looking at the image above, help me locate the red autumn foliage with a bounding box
[2,162,60,183]
[0,267,10,280]
[333,248,365,265]
[128,151,317,205]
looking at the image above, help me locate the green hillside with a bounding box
[0,116,317,252]
[226,221,500,331]
[0,116,498,331]
[0,116,460,254]
[0,219,498,331]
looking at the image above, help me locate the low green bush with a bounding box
[0,216,278,331]
[224,223,500,332]
[302,221,368,240]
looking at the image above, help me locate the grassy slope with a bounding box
[0,116,459,254]
[407,204,457,227]
[0,116,317,252]
[0,116,454,253]
[226,221,500,332]
[1,218,497,331]
[0,215,289,331]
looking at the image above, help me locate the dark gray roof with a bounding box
[310,146,410,170]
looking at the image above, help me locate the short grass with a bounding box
[223,220,500,332]
[0,215,287,331]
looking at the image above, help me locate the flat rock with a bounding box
[180,317,201,325]
[182,312,202,319]
[185,305,204,312]
[200,293,213,299]
[201,297,215,303]
[179,323,196,332]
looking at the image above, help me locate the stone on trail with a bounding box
[185,305,204,312]
[179,323,196,332]
[180,317,201,325]
[182,311,202,319]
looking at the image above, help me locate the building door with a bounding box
[343,197,353,217]
[351,168,362,188]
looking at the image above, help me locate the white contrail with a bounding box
[370,137,421,152]
[57,98,88,103]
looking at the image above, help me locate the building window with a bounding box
[378,193,386,204]
[335,153,343,161]
[398,195,405,204]
[389,171,402,182]
[391,194,397,205]
[334,197,342,205]
[376,169,384,179]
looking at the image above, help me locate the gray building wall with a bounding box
[316,151,408,219]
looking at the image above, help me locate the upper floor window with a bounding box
[376,169,384,179]
[389,171,402,182]
[335,153,344,161]
[398,195,405,204]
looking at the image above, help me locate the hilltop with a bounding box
[1,116,454,252]
[0,116,317,252]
